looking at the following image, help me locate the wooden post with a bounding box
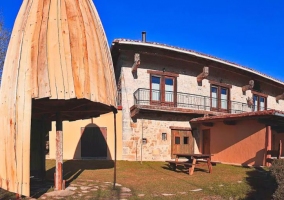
[242,80,254,92]
[276,93,284,101]
[56,112,63,190]
[266,126,272,167]
[111,107,118,190]
[197,67,209,83]
[131,53,140,72]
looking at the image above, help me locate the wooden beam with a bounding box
[223,120,237,125]
[197,66,209,82]
[131,53,140,72]
[242,80,254,92]
[246,97,253,107]
[202,122,214,127]
[56,112,63,190]
[276,93,284,101]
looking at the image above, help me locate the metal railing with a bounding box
[133,88,261,114]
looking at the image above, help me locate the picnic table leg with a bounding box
[207,158,212,173]
[174,155,178,171]
[189,158,196,175]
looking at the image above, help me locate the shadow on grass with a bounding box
[244,167,276,200]
[30,160,114,199]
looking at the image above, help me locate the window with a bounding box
[252,94,267,111]
[151,76,161,101]
[150,72,177,105]
[142,138,147,144]
[184,137,189,144]
[175,137,180,144]
[162,133,167,141]
[210,84,230,112]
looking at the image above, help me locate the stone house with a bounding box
[111,35,284,166]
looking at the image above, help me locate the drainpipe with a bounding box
[141,118,144,164]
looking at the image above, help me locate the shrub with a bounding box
[270,159,284,200]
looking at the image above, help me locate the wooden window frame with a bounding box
[210,83,231,112]
[149,70,178,106]
[252,91,267,111]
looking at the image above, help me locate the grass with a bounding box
[0,160,277,199]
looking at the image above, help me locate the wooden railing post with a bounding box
[56,112,63,190]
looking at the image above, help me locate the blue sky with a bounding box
[1,0,284,81]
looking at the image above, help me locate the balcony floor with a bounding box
[130,104,228,118]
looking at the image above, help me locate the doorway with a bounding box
[81,127,107,158]
[202,129,211,154]
[171,129,194,158]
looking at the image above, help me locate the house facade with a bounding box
[111,36,284,166]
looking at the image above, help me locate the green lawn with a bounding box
[0,160,277,199]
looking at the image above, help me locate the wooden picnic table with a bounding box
[167,153,213,175]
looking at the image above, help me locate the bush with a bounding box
[270,159,284,200]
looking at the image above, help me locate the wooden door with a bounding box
[171,130,194,158]
[81,127,107,158]
[203,129,211,154]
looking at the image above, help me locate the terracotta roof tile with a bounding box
[190,109,284,123]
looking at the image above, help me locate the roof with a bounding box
[190,109,284,123]
[112,39,284,87]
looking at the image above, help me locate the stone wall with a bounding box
[123,112,194,161]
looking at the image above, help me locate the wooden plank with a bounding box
[81,0,98,102]
[15,0,37,195]
[90,0,116,103]
[82,0,100,102]
[60,0,75,99]
[47,0,64,99]
[77,0,91,100]
[65,0,85,98]
[57,0,69,99]
[37,0,52,98]
[86,0,108,103]
[30,0,44,98]
[0,0,33,196]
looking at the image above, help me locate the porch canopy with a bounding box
[0,0,116,197]
[190,110,284,132]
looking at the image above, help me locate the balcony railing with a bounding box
[133,88,265,114]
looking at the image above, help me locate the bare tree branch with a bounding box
[0,16,11,84]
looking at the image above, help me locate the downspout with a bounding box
[141,118,144,164]
[111,106,118,189]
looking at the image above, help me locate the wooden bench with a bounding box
[166,160,192,171]
[196,159,220,166]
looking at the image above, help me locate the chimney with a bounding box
[142,31,146,42]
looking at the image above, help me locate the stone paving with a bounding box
[25,179,243,199]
